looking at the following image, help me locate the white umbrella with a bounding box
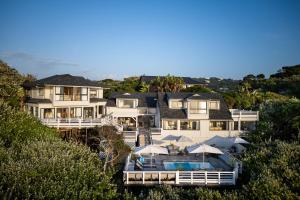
[176,135,193,143]
[162,135,179,145]
[229,137,249,144]
[134,145,169,155]
[134,145,168,167]
[152,139,165,145]
[187,143,223,164]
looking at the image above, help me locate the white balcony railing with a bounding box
[41,117,123,131]
[230,109,259,116]
[123,170,236,186]
[123,154,237,186]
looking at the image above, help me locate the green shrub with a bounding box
[0,101,57,148]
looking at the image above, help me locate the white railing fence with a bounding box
[41,115,123,131]
[124,170,236,185]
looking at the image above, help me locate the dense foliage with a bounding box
[0,102,119,199]
[249,99,300,143]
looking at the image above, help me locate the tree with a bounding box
[243,74,256,82]
[149,75,184,92]
[88,126,131,172]
[0,60,26,109]
[182,85,213,93]
[256,73,265,79]
[0,102,119,199]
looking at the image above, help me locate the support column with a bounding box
[177,120,180,130]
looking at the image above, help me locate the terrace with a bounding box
[123,151,239,186]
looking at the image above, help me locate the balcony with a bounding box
[41,117,123,131]
[230,109,259,121]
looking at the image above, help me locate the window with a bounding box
[234,121,239,130]
[180,120,200,130]
[81,88,88,101]
[190,101,207,114]
[209,101,219,110]
[163,120,177,130]
[210,121,228,131]
[98,106,103,115]
[118,99,135,108]
[38,88,44,97]
[90,89,97,98]
[83,107,93,119]
[170,100,183,109]
[55,87,63,101]
[41,108,54,119]
[70,107,82,118]
[56,108,69,118]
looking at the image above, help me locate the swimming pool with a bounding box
[163,161,213,170]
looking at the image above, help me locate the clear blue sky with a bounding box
[0,0,299,80]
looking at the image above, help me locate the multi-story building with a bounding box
[24,74,107,128]
[24,74,258,147]
[106,92,258,148]
[25,74,259,186]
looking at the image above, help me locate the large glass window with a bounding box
[70,107,82,118]
[170,100,183,109]
[190,101,207,114]
[180,120,200,130]
[210,121,228,131]
[83,107,93,119]
[41,108,54,119]
[163,120,177,130]
[119,99,135,108]
[55,87,87,101]
[56,108,69,118]
[90,89,97,98]
[209,101,219,110]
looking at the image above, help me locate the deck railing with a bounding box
[230,109,259,117]
[41,117,123,130]
[123,170,236,186]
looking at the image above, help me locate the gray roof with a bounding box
[106,92,157,108]
[35,74,100,87]
[90,98,107,103]
[25,98,52,104]
[159,92,232,120]
[140,76,203,85]
[107,92,232,120]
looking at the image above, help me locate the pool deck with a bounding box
[126,154,233,171]
[124,154,238,186]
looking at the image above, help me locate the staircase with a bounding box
[122,131,137,149]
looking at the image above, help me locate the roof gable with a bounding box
[36,74,100,87]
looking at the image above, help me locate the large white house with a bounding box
[25,74,258,147]
[106,92,258,148]
[25,74,259,186]
[24,74,107,128]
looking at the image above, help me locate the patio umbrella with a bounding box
[134,145,168,167]
[229,137,249,144]
[152,139,165,145]
[162,135,179,145]
[176,135,193,143]
[205,136,233,148]
[187,143,223,164]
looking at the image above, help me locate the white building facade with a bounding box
[25,74,258,148]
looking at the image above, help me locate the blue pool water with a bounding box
[163,161,213,170]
